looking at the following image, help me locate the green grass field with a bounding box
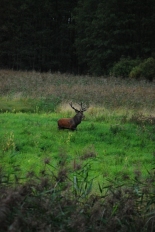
[0,109,155,189]
[0,70,155,189]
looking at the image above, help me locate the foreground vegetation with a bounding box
[1,159,155,232]
[0,70,155,231]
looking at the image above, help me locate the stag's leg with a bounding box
[58,125,63,130]
[71,127,77,131]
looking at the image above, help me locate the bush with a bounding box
[110,57,141,78]
[1,162,155,231]
[129,57,155,81]
[2,154,155,232]
[129,65,142,79]
[36,96,61,112]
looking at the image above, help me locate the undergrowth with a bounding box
[1,155,155,232]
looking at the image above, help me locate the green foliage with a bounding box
[36,96,61,113]
[73,163,94,198]
[129,57,155,81]
[0,98,38,113]
[129,65,142,79]
[0,97,61,113]
[1,0,155,75]
[0,0,77,72]
[111,57,141,78]
[1,156,155,231]
[73,0,155,75]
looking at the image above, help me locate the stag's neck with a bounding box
[73,114,82,126]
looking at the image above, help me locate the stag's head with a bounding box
[69,102,87,120]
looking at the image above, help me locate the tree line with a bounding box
[0,0,155,76]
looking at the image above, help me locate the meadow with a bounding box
[0,70,155,231]
[0,70,155,183]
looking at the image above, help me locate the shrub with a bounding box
[110,57,141,78]
[141,57,155,81]
[129,65,142,79]
[1,162,155,231]
[36,96,61,112]
[129,57,155,81]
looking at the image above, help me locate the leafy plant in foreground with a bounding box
[1,159,155,231]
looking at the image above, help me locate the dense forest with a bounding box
[0,0,155,76]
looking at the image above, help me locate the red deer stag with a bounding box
[58,102,87,130]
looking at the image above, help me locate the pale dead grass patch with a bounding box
[0,69,155,115]
[56,103,73,113]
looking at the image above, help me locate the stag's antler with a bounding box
[69,102,79,112]
[78,102,87,112]
[70,102,87,112]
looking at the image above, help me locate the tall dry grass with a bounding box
[0,69,155,113]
